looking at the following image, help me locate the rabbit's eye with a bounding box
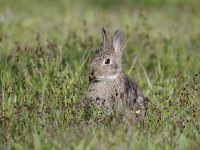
[105,59,110,64]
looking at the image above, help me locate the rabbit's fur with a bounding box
[87,28,147,116]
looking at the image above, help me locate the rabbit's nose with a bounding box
[89,72,95,83]
[90,72,94,76]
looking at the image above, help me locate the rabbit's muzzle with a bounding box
[89,72,97,83]
[89,70,100,83]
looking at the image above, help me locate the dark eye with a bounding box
[105,59,110,64]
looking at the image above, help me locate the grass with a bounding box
[0,0,200,149]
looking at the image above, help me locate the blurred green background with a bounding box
[1,0,200,76]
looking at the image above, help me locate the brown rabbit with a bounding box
[87,28,147,116]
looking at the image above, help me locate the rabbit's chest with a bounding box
[88,81,122,99]
[87,80,126,110]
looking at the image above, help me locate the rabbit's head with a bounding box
[89,28,125,82]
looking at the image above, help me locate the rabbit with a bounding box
[87,27,147,116]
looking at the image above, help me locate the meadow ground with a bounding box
[0,0,200,149]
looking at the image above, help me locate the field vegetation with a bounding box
[0,0,200,149]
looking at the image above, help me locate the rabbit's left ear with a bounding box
[113,30,125,55]
[102,27,111,51]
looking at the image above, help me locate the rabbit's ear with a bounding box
[113,30,125,55]
[102,27,111,50]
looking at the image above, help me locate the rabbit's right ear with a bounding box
[113,30,125,55]
[102,27,111,50]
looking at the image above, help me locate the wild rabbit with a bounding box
[87,28,147,116]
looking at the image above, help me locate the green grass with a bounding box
[0,0,200,149]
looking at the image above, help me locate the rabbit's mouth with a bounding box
[89,75,98,83]
[89,74,101,83]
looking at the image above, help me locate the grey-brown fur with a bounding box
[87,28,147,116]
